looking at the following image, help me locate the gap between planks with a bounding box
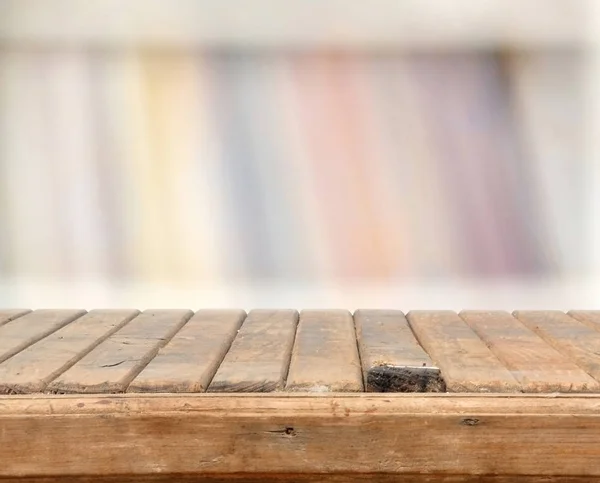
[1,309,600,395]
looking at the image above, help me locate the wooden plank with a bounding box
[46,309,193,393]
[129,309,246,393]
[460,311,599,393]
[514,311,600,382]
[354,309,445,392]
[208,309,298,392]
[0,309,31,327]
[0,475,597,483]
[1,394,600,479]
[568,311,600,333]
[286,309,363,392]
[0,309,140,394]
[0,309,86,364]
[406,311,520,392]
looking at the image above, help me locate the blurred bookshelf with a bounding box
[0,0,599,309]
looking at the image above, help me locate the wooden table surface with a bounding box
[2,308,600,482]
[1,308,600,394]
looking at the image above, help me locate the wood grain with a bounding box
[354,309,444,392]
[46,310,192,393]
[1,394,600,479]
[0,309,86,364]
[208,310,298,392]
[514,311,600,382]
[407,311,520,392]
[0,309,31,327]
[568,311,600,333]
[460,311,599,392]
[286,310,363,392]
[129,309,246,393]
[0,309,140,394]
[2,475,598,482]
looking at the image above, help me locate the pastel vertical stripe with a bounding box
[89,52,130,279]
[0,50,588,285]
[0,51,64,276]
[141,53,207,282]
[212,54,274,279]
[507,52,585,274]
[245,55,310,279]
[353,56,407,277]
[370,55,458,276]
[122,51,171,281]
[43,51,105,277]
[192,54,229,283]
[278,56,334,282]
[293,55,382,279]
[410,54,509,276]
[329,55,391,279]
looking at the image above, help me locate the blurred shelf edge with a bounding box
[0,0,594,49]
[2,277,600,310]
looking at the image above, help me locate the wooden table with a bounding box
[1,308,600,482]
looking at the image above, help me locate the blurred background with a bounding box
[0,0,598,309]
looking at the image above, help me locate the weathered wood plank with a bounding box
[286,310,363,392]
[460,311,598,393]
[208,310,298,392]
[406,311,520,392]
[3,475,598,482]
[1,394,600,479]
[0,309,31,327]
[354,309,444,392]
[568,311,600,333]
[0,309,139,394]
[46,310,192,393]
[0,309,86,364]
[129,309,246,393]
[514,311,600,383]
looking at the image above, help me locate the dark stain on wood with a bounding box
[366,365,446,392]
